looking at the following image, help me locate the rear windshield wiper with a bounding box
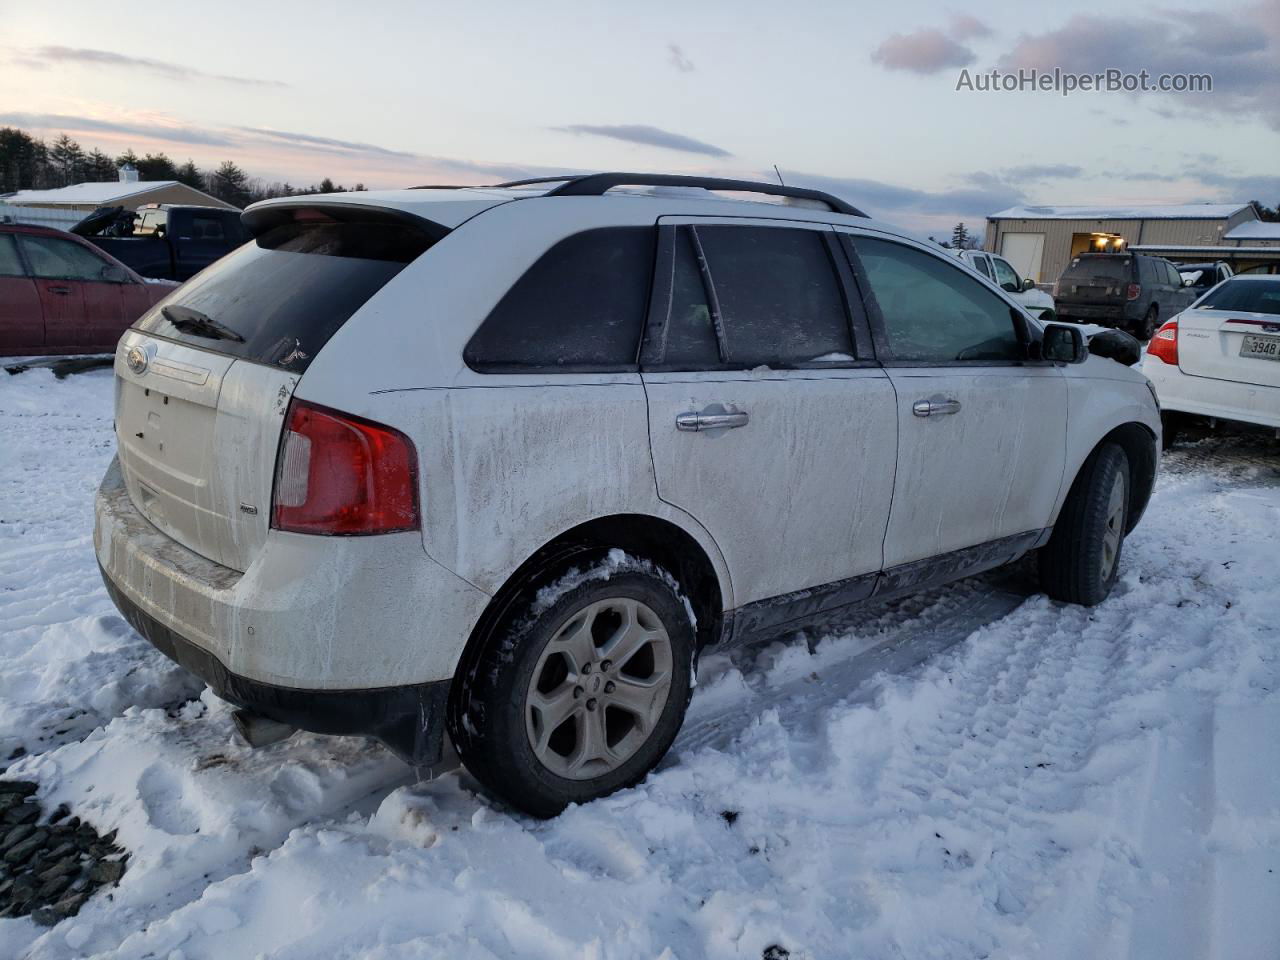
[161,305,245,343]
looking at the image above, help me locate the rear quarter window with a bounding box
[464,227,656,373]
[133,209,439,372]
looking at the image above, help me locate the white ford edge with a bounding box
[1142,275,1280,444]
[95,174,1161,816]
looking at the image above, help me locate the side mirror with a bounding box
[1183,277,1195,287]
[1041,323,1087,363]
[1022,277,1037,292]
[1087,328,1142,366]
[100,264,130,283]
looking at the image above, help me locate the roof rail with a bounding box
[492,172,868,217]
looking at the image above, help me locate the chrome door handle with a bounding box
[676,410,749,431]
[912,397,962,418]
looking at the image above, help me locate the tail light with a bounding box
[1126,283,1142,301]
[272,399,419,535]
[1146,319,1178,365]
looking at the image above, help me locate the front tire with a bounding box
[1038,444,1130,606]
[452,563,694,818]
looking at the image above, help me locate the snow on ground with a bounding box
[2,367,1279,959]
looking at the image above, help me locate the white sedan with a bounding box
[1143,275,1280,442]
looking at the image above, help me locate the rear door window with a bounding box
[133,209,440,372]
[647,224,855,369]
[851,236,1023,363]
[464,227,655,372]
[0,234,26,276]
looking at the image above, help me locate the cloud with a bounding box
[235,127,418,159]
[871,28,976,74]
[19,46,288,88]
[667,43,695,73]
[553,124,731,158]
[967,164,1084,190]
[1182,167,1280,203]
[998,0,1280,129]
[949,14,993,40]
[781,169,1024,222]
[0,111,239,148]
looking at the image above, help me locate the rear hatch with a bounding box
[1178,279,1280,389]
[1057,255,1133,307]
[114,203,445,572]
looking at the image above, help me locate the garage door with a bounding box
[1000,233,1046,283]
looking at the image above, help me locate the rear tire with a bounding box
[1038,444,1130,606]
[452,562,694,818]
[1134,305,1158,341]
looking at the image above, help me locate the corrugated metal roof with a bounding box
[1225,220,1280,240]
[989,203,1251,220]
[0,180,182,205]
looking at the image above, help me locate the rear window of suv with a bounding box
[1062,256,1133,281]
[133,208,440,372]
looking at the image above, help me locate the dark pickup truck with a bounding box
[72,204,247,282]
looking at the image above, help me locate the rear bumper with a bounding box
[100,569,450,764]
[94,455,492,762]
[1056,302,1134,325]
[1143,358,1280,429]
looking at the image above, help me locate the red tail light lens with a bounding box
[272,400,419,535]
[1126,283,1142,301]
[1146,319,1179,365]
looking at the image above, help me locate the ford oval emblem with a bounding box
[126,345,149,375]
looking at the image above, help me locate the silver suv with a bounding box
[95,174,1160,816]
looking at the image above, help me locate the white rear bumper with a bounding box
[95,457,489,690]
[1143,358,1280,430]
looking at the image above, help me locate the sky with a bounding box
[1,0,1278,233]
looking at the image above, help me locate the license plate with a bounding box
[1240,334,1280,361]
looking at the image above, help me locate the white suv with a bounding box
[95,174,1161,816]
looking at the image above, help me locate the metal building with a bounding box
[983,203,1277,285]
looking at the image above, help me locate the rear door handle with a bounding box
[676,410,749,431]
[912,397,962,417]
[46,285,71,295]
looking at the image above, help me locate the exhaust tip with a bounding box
[232,709,298,749]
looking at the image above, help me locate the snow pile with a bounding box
[2,368,1279,959]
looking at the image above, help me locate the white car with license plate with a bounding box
[95,173,1161,817]
[1142,276,1280,442]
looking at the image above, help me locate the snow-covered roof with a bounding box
[1,180,186,205]
[1225,220,1280,241]
[990,203,1251,221]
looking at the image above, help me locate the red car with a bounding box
[1,223,171,356]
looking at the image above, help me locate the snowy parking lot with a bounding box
[2,366,1278,959]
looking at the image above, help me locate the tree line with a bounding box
[0,126,366,208]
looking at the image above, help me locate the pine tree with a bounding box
[318,177,337,194]
[136,152,178,181]
[209,160,251,207]
[175,160,204,190]
[84,148,117,182]
[115,149,141,170]
[951,222,971,249]
[49,134,85,187]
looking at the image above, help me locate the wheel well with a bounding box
[1097,422,1157,532]
[446,515,724,724]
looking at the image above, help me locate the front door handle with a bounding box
[676,409,749,431]
[45,285,71,295]
[912,397,962,418]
